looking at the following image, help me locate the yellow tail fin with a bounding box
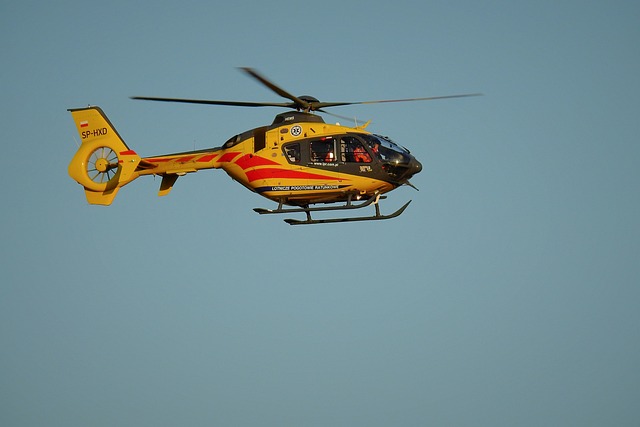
[68,107,141,205]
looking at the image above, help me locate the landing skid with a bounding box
[254,195,411,225]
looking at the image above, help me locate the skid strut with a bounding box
[254,194,411,225]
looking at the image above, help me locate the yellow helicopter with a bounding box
[68,68,479,224]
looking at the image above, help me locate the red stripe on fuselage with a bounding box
[142,153,218,163]
[197,154,218,162]
[235,154,280,169]
[175,155,196,162]
[218,152,241,163]
[245,168,343,183]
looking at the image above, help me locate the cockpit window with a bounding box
[341,136,372,163]
[362,134,411,164]
[360,134,414,178]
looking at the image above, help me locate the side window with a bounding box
[253,127,266,152]
[341,136,371,163]
[283,143,300,163]
[310,137,336,163]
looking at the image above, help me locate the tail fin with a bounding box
[68,106,141,205]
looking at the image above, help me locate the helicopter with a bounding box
[68,68,479,225]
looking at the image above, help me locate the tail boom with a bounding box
[68,106,222,204]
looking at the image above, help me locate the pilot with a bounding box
[353,145,371,162]
[370,142,381,160]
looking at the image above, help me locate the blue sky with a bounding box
[2,1,639,426]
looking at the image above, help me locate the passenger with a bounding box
[324,151,335,162]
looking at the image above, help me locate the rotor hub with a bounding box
[95,157,110,172]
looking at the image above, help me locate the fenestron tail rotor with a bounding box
[87,146,119,184]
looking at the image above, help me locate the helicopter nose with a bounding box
[410,157,423,176]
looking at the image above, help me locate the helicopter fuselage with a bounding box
[138,111,422,207]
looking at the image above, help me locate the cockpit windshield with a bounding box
[362,134,411,164]
[359,134,420,181]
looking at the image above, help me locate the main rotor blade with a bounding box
[131,96,294,108]
[316,108,365,123]
[315,93,483,109]
[239,67,311,110]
